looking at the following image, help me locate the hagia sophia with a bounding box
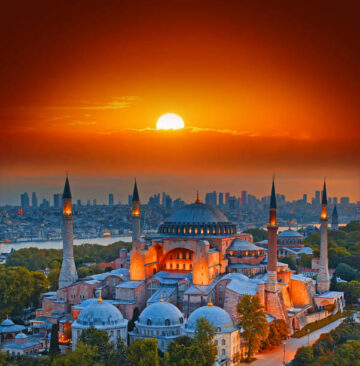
[5,177,344,364]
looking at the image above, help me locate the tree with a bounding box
[194,317,218,366]
[49,323,60,357]
[168,336,193,365]
[262,319,289,349]
[107,337,128,366]
[243,228,267,242]
[237,295,268,361]
[31,272,49,307]
[279,256,296,270]
[52,342,99,366]
[332,340,360,366]
[127,338,159,366]
[335,263,356,281]
[128,307,140,332]
[298,254,312,269]
[48,268,60,291]
[294,346,314,366]
[78,327,113,364]
[336,280,360,304]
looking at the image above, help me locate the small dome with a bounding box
[76,301,124,327]
[227,239,263,252]
[278,229,303,237]
[0,319,14,326]
[138,302,184,326]
[165,203,229,224]
[186,305,236,332]
[15,333,27,339]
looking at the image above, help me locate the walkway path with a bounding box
[252,316,346,366]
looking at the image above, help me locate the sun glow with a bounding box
[156,113,184,130]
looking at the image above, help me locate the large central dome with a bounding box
[167,203,229,224]
[157,202,236,237]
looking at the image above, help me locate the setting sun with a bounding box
[156,113,185,130]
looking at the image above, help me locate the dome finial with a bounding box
[208,296,213,306]
[97,291,103,303]
[160,293,163,302]
[195,190,200,204]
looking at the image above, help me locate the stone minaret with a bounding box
[266,179,278,292]
[331,204,339,230]
[131,179,141,242]
[58,176,78,289]
[317,180,330,293]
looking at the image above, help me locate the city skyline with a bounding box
[6,176,358,207]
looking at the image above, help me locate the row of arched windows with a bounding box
[158,223,237,236]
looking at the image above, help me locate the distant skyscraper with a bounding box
[303,194,307,204]
[20,193,30,210]
[241,191,247,209]
[331,205,339,230]
[340,197,350,205]
[77,199,81,207]
[93,199,97,206]
[219,193,224,207]
[31,192,38,208]
[128,195,132,206]
[315,190,321,205]
[333,197,338,205]
[54,193,61,209]
[109,193,114,206]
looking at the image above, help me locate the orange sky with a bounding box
[0,1,359,204]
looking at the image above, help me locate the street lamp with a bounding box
[307,328,311,345]
[283,339,287,365]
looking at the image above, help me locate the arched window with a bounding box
[179,317,184,324]
[215,340,218,345]
[182,249,187,259]
[165,319,170,326]
[222,339,226,345]
[217,327,221,332]
[147,319,152,325]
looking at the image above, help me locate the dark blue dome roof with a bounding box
[165,203,229,224]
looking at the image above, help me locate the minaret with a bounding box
[266,179,278,292]
[331,204,339,230]
[58,175,78,289]
[317,179,330,293]
[131,179,141,242]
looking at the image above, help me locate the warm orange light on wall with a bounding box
[132,208,140,216]
[63,201,72,215]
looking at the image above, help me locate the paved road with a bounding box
[252,317,346,366]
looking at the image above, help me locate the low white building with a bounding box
[71,297,128,350]
[2,333,41,356]
[129,300,185,352]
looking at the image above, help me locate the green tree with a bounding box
[52,342,99,366]
[237,295,268,361]
[294,346,314,366]
[336,280,360,304]
[48,268,60,291]
[332,340,360,366]
[78,327,113,364]
[168,336,193,365]
[335,263,356,281]
[243,228,267,242]
[298,254,312,268]
[127,338,159,366]
[31,272,49,307]
[194,317,218,366]
[279,256,296,270]
[49,322,60,357]
[128,307,140,332]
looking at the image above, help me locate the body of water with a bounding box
[0,236,132,253]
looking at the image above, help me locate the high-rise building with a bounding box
[93,199,97,206]
[54,193,61,209]
[31,192,38,208]
[333,197,338,205]
[241,191,247,209]
[315,190,321,205]
[303,194,307,204]
[218,193,224,207]
[128,195,133,206]
[340,197,350,205]
[20,193,30,210]
[109,193,114,206]
[77,199,82,207]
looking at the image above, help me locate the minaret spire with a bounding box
[267,177,278,292]
[317,178,330,293]
[59,175,78,289]
[195,190,200,204]
[131,179,141,242]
